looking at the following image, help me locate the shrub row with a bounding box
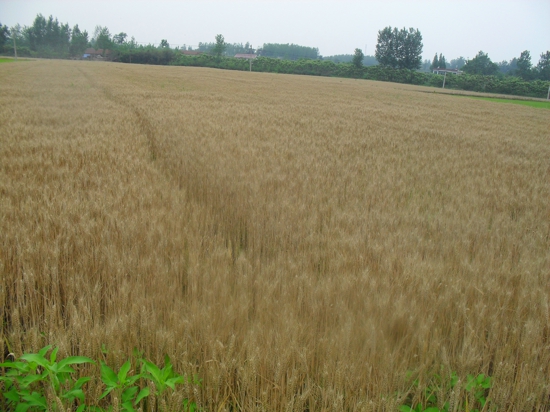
[173,54,550,99]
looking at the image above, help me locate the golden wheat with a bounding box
[1,59,549,411]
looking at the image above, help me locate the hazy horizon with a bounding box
[1,0,549,63]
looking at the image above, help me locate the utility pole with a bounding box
[13,35,17,60]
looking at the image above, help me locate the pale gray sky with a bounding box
[1,0,549,62]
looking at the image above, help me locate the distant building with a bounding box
[234,54,257,59]
[82,48,112,60]
[432,68,462,75]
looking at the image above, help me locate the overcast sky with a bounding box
[1,0,549,62]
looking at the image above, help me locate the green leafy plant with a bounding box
[0,346,201,412]
[140,355,200,411]
[99,360,149,412]
[398,370,492,412]
[0,345,94,411]
[465,373,492,410]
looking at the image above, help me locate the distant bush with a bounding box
[170,54,550,99]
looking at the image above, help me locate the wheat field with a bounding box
[1,60,549,411]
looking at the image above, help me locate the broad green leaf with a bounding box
[4,387,21,402]
[424,408,441,412]
[15,403,31,412]
[134,387,150,405]
[118,360,132,383]
[56,365,76,374]
[122,386,138,403]
[63,388,85,403]
[50,346,59,363]
[73,376,91,389]
[398,406,414,412]
[38,345,52,357]
[99,387,114,400]
[20,373,46,388]
[0,360,29,371]
[162,363,173,381]
[162,355,173,377]
[142,360,161,381]
[22,391,48,408]
[20,353,48,368]
[59,356,95,367]
[122,400,136,412]
[100,361,119,387]
[126,374,141,385]
[76,405,86,412]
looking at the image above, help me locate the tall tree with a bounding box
[449,56,466,70]
[113,32,127,45]
[160,39,169,48]
[352,48,364,68]
[438,53,446,69]
[70,24,88,56]
[93,26,112,53]
[0,22,9,48]
[515,50,533,80]
[536,51,550,81]
[213,34,226,59]
[462,51,499,76]
[375,26,423,70]
[430,53,439,70]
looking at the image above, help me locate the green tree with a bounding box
[93,26,112,54]
[213,34,226,59]
[449,56,466,70]
[70,24,88,56]
[375,26,423,70]
[439,53,446,69]
[536,51,550,80]
[0,22,9,48]
[462,51,499,75]
[352,48,364,68]
[160,39,169,48]
[113,32,127,45]
[430,52,439,70]
[515,50,533,80]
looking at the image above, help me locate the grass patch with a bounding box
[464,95,550,109]
[0,57,29,64]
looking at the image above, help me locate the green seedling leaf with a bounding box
[122,400,136,412]
[122,386,138,403]
[63,388,86,403]
[398,406,414,412]
[50,346,59,363]
[0,360,31,372]
[99,387,115,401]
[76,405,86,412]
[100,360,119,387]
[73,376,91,389]
[20,353,49,368]
[21,391,48,409]
[4,387,21,402]
[38,345,52,358]
[118,360,132,383]
[134,387,150,405]
[20,373,46,387]
[162,355,173,378]
[56,364,76,374]
[15,403,31,412]
[58,356,95,368]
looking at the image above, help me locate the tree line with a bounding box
[1,15,548,96]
